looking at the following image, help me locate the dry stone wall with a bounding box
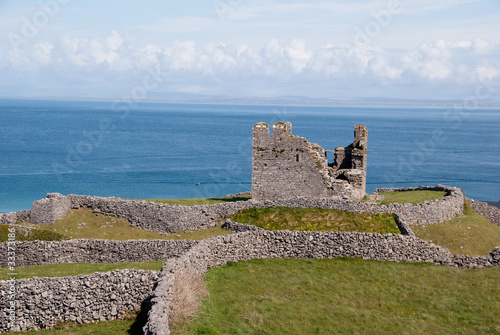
[0,185,464,232]
[0,210,30,225]
[29,193,71,225]
[0,269,158,332]
[373,185,464,225]
[144,230,500,335]
[2,185,496,334]
[67,194,229,233]
[466,198,500,227]
[0,239,197,268]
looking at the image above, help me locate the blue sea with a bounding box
[1,98,499,213]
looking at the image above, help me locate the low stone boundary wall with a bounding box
[0,239,197,268]
[373,185,464,225]
[466,198,500,227]
[394,215,415,236]
[0,269,158,332]
[221,220,266,233]
[143,230,499,334]
[1,185,464,233]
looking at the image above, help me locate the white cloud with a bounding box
[106,30,124,51]
[285,39,312,73]
[0,31,499,99]
[472,38,490,55]
[369,55,402,80]
[32,42,54,66]
[308,47,342,76]
[476,64,499,82]
[164,40,198,71]
[7,48,30,70]
[136,44,162,69]
[59,32,131,71]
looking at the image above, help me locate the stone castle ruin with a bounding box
[252,122,368,201]
[3,120,500,334]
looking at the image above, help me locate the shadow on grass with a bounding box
[127,297,152,335]
[207,196,251,203]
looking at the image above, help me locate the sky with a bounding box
[0,0,499,101]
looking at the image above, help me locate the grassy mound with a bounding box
[230,207,400,234]
[175,258,500,335]
[13,208,231,241]
[130,195,251,206]
[0,260,164,281]
[412,201,500,256]
[379,190,447,205]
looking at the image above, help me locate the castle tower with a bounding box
[251,122,367,201]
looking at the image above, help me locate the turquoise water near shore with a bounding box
[1,98,499,212]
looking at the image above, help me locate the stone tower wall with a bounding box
[251,122,367,201]
[252,122,333,200]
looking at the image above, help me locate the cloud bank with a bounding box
[1,30,499,99]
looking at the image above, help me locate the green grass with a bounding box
[8,313,145,334]
[9,258,500,335]
[379,190,447,205]
[0,224,66,242]
[230,207,400,234]
[412,201,500,256]
[129,195,251,206]
[13,208,231,241]
[175,258,500,335]
[0,260,165,281]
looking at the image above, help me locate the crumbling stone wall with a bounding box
[0,269,158,332]
[0,193,70,226]
[466,198,500,227]
[0,239,197,268]
[251,122,367,201]
[1,185,464,233]
[29,193,71,225]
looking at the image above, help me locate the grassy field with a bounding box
[0,260,165,281]
[174,258,500,335]
[230,207,400,234]
[11,208,231,241]
[129,195,251,206]
[379,190,447,205]
[12,258,500,335]
[412,201,500,256]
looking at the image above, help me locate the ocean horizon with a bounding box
[1,98,499,213]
